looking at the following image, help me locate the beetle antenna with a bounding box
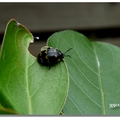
[64,48,72,55]
[65,55,71,58]
[64,48,72,58]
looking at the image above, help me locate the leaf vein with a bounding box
[70,58,100,91]
[70,74,101,108]
[68,94,84,114]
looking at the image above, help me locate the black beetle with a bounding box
[37,46,72,68]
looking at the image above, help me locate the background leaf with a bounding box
[0,19,69,114]
[47,30,120,115]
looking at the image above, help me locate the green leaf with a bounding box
[0,19,69,114]
[0,108,18,114]
[47,30,120,115]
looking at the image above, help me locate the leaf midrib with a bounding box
[25,45,32,114]
[93,43,106,114]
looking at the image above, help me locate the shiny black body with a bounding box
[37,46,72,67]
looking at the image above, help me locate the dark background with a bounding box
[0,3,120,56]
